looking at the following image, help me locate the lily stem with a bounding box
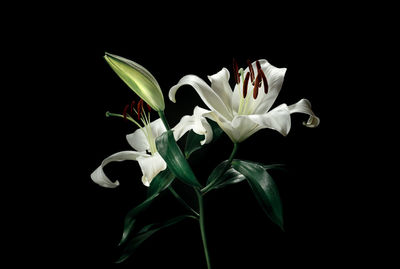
[168,186,199,218]
[228,143,239,163]
[158,110,171,131]
[195,189,212,269]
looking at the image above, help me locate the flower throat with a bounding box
[233,59,269,115]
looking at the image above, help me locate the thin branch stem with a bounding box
[195,189,212,269]
[158,110,171,131]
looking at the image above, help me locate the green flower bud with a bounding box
[104,53,165,111]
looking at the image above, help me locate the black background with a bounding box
[7,3,393,268]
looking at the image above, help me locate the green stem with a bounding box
[168,186,199,218]
[228,143,239,163]
[195,189,212,269]
[158,110,171,131]
[201,143,239,195]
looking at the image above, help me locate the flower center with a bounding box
[106,99,157,155]
[233,59,269,115]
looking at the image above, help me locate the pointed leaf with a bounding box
[261,163,287,171]
[184,130,205,158]
[211,168,246,189]
[116,215,195,263]
[206,160,230,185]
[201,160,230,193]
[207,118,223,141]
[232,160,284,230]
[156,130,201,188]
[183,119,224,159]
[202,161,246,194]
[119,169,174,245]
[147,168,175,198]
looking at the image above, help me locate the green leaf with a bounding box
[211,168,246,189]
[184,130,205,158]
[183,119,224,159]
[119,169,175,246]
[201,160,230,193]
[116,215,195,263]
[156,130,201,188]
[261,163,287,171]
[202,161,246,194]
[207,119,223,141]
[232,160,284,230]
[147,169,175,198]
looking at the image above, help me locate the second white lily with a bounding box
[91,105,212,188]
[169,59,320,142]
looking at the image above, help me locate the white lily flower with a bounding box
[169,59,320,142]
[91,103,211,188]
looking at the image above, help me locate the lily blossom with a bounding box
[169,59,320,142]
[91,104,211,188]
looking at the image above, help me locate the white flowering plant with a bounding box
[91,53,320,268]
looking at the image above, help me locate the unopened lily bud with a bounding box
[104,53,165,111]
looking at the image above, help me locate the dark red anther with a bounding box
[243,72,250,98]
[123,104,130,120]
[233,58,240,84]
[255,60,262,72]
[146,103,151,112]
[253,74,261,99]
[247,59,255,83]
[130,100,136,114]
[258,68,269,94]
[137,99,144,120]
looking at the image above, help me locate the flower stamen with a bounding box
[254,60,268,94]
[233,58,240,85]
[247,60,255,83]
[130,100,136,115]
[137,99,144,120]
[123,104,130,120]
[243,72,250,98]
[253,73,261,99]
[255,60,262,72]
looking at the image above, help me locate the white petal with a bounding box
[137,152,167,187]
[235,104,292,138]
[255,60,287,114]
[126,128,149,152]
[207,68,233,112]
[200,109,239,143]
[232,60,287,115]
[149,118,167,138]
[232,83,242,114]
[288,99,320,127]
[126,118,166,151]
[91,151,148,188]
[169,75,233,121]
[247,60,287,114]
[228,115,260,142]
[172,106,213,145]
